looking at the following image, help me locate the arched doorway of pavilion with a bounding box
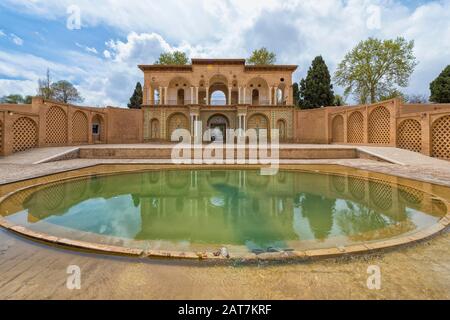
[208,74,229,105]
[207,114,229,142]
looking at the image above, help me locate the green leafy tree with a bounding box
[334,37,417,104]
[247,47,276,65]
[1,94,24,104]
[298,56,334,109]
[128,82,143,109]
[37,68,53,99]
[292,82,300,106]
[155,51,189,65]
[378,89,405,102]
[0,94,33,104]
[430,65,450,103]
[333,94,346,106]
[23,95,33,104]
[51,80,84,103]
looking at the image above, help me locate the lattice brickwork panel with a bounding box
[432,199,448,216]
[13,117,38,153]
[0,120,3,154]
[167,113,189,139]
[331,175,346,194]
[397,119,422,153]
[45,106,68,145]
[368,106,391,144]
[348,177,365,200]
[399,185,423,206]
[332,115,344,143]
[71,111,88,144]
[369,181,392,211]
[347,111,364,143]
[432,115,450,159]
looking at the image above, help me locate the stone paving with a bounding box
[0,144,449,299]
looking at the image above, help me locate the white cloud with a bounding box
[75,42,98,54]
[10,33,23,46]
[0,30,5,37]
[1,0,449,105]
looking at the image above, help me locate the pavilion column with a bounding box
[159,87,162,105]
[164,87,168,105]
[190,87,194,104]
[195,87,199,104]
[269,87,273,105]
[205,87,209,105]
[149,86,153,104]
[228,87,232,105]
[243,87,247,104]
[238,87,241,104]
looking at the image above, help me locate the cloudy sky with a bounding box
[0,0,449,106]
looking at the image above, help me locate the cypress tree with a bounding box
[299,56,334,109]
[128,82,143,109]
[430,65,450,103]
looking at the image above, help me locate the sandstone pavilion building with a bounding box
[139,59,298,142]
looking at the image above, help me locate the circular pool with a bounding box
[0,166,449,260]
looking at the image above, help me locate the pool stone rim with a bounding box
[0,164,449,262]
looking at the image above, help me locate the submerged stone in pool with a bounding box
[0,170,446,254]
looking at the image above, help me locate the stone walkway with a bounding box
[1,144,450,186]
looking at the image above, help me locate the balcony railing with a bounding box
[148,99,288,106]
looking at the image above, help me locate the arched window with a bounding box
[210,91,226,105]
[252,89,260,105]
[177,89,185,105]
[276,88,283,105]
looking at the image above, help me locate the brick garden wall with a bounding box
[0,97,143,156]
[294,98,450,160]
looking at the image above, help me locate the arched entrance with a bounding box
[207,114,229,142]
[92,114,105,143]
[209,74,229,105]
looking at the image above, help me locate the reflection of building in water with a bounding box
[1,170,445,244]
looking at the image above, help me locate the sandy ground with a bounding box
[0,227,448,300]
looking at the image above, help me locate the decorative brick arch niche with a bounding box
[276,119,287,141]
[13,117,38,153]
[432,115,450,159]
[368,106,391,144]
[167,113,189,140]
[397,119,422,153]
[72,111,89,144]
[45,106,68,145]
[347,111,364,144]
[150,118,160,140]
[92,114,105,143]
[331,115,344,143]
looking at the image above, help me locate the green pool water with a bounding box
[0,170,446,253]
